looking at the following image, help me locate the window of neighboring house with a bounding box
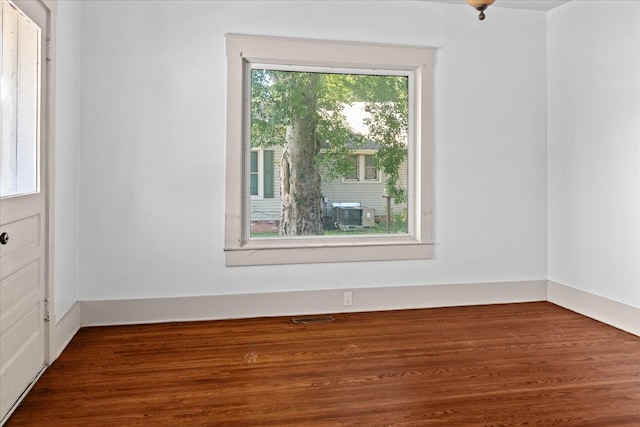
[250,149,275,199]
[343,153,379,183]
[225,35,434,266]
[364,155,378,181]
[250,151,259,196]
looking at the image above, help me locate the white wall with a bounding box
[76,1,547,303]
[548,1,640,308]
[53,0,81,318]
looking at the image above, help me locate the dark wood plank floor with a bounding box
[6,302,640,426]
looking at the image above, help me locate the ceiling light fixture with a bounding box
[466,0,495,20]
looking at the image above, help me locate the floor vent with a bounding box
[292,315,335,325]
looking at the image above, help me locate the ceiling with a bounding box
[428,0,571,12]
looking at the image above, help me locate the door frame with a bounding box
[13,0,59,366]
[34,0,57,366]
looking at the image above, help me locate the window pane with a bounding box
[249,69,409,237]
[345,155,358,180]
[250,151,258,172]
[364,155,378,180]
[263,150,274,199]
[250,151,258,196]
[1,2,40,198]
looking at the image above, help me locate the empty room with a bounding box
[1,0,639,425]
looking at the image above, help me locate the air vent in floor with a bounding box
[291,315,335,324]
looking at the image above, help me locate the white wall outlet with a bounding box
[343,291,353,306]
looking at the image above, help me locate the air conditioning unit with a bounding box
[332,203,375,230]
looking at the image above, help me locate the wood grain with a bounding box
[6,302,640,426]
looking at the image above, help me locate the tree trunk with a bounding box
[279,75,324,236]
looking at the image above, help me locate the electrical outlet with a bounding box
[343,291,353,307]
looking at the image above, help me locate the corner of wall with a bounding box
[547,281,640,337]
[49,301,81,363]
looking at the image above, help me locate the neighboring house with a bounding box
[249,147,282,230]
[250,117,408,232]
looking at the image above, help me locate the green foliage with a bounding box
[250,69,409,203]
[251,70,286,147]
[379,211,409,234]
[362,78,409,204]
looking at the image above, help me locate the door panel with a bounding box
[1,261,40,319]
[0,0,49,423]
[0,215,41,264]
[0,213,45,423]
[0,293,43,400]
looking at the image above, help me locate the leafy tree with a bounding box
[251,69,408,236]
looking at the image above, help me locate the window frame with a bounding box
[224,34,434,266]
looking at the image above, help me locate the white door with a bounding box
[0,0,50,423]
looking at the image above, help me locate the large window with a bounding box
[225,35,434,266]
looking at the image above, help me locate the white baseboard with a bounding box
[48,301,81,363]
[547,281,640,337]
[80,280,547,326]
[69,280,639,343]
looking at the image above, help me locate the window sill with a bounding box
[224,237,433,266]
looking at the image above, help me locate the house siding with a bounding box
[320,160,408,219]
[250,145,408,224]
[250,146,284,222]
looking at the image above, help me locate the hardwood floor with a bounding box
[6,302,640,426]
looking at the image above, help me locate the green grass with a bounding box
[250,218,408,238]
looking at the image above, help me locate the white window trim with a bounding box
[224,34,434,266]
